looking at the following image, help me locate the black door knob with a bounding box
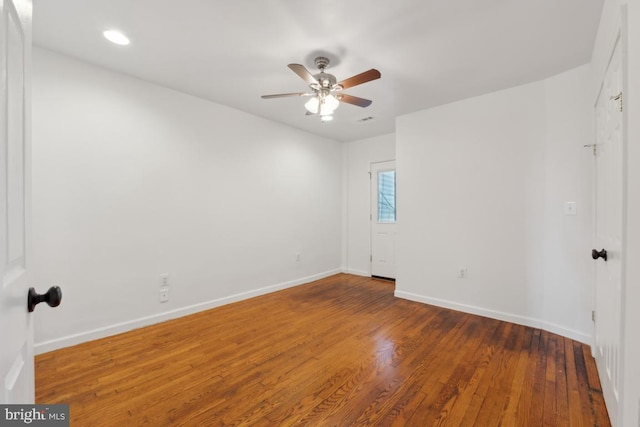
[27,286,62,312]
[592,249,608,261]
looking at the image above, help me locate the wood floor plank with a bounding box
[35,274,610,426]
[573,341,611,427]
[514,328,541,424]
[583,343,603,393]
[497,326,533,425]
[543,333,558,426]
[566,336,586,427]
[406,316,499,426]
[429,322,499,426]
[555,336,571,427]
[470,322,524,427]
[457,322,512,426]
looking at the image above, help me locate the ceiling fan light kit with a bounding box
[304,93,340,115]
[262,56,380,121]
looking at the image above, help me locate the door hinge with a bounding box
[370,254,372,262]
[610,92,623,112]
[592,310,596,322]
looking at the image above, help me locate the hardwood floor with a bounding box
[36,274,610,426]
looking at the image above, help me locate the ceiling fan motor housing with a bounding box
[314,72,337,89]
[312,57,337,89]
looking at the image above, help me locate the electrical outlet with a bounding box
[159,287,169,303]
[160,273,169,287]
[458,267,467,279]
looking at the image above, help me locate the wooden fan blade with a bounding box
[261,92,314,99]
[337,69,381,89]
[288,64,318,86]
[338,94,373,108]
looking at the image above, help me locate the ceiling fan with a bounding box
[261,56,381,121]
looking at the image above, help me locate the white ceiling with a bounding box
[32,0,604,142]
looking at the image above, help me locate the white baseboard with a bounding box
[341,268,370,277]
[35,269,342,354]
[394,290,592,345]
[540,320,591,346]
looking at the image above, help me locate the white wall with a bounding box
[395,65,594,343]
[344,134,395,276]
[540,66,595,337]
[32,48,343,353]
[592,0,640,425]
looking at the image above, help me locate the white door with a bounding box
[370,160,396,279]
[593,35,623,426]
[1,0,34,404]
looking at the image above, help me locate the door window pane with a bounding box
[378,170,396,222]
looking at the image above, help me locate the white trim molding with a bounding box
[394,290,591,345]
[342,268,371,277]
[35,269,342,354]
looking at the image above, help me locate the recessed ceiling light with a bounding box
[103,30,130,46]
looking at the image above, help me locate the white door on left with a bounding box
[1,0,33,404]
